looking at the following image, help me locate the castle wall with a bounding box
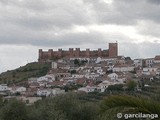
[38,43,118,62]
[80,51,86,57]
[101,50,109,57]
[98,48,102,57]
[90,51,98,57]
[86,49,90,57]
[62,51,70,58]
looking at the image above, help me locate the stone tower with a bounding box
[38,49,43,61]
[109,42,118,57]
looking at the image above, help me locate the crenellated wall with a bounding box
[38,43,118,62]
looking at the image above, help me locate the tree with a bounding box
[70,70,76,74]
[107,84,123,91]
[71,102,99,120]
[36,93,99,120]
[0,97,3,108]
[28,104,66,120]
[125,57,131,61]
[12,71,16,78]
[126,80,137,91]
[100,95,160,120]
[74,59,80,66]
[80,60,88,65]
[0,100,28,120]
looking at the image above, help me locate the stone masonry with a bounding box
[38,43,118,62]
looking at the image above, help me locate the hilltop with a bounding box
[0,62,51,85]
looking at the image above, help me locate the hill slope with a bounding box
[0,62,51,85]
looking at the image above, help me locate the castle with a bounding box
[38,43,118,62]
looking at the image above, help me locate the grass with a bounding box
[0,62,51,85]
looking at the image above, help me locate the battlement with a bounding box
[38,43,118,62]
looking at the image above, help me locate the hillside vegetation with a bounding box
[0,93,160,120]
[0,62,51,85]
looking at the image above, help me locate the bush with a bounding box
[0,100,28,120]
[107,84,124,91]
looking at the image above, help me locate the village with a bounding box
[1,43,160,104]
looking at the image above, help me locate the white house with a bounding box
[37,88,65,97]
[8,86,26,94]
[107,65,114,71]
[39,82,47,87]
[37,76,48,82]
[117,78,126,84]
[108,73,118,80]
[143,67,157,72]
[0,84,8,91]
[96,69,105,75]
[72,74,85,79]
[144,58,154,67]
[94,67,105,75]
[94,66,102,70]
[28,78,38,84]
[16,87,27,93]
[37,89,51,97]
[101,58,117,65]
[83,68,91,73]
[96,57,102,63]
[37,74,55,83]
[142,67,157,75]
[154,56,160,63]
[70,57,90,61]
[97,79,125,92]
[19,97,42,104]
[113,65,134,72]
[78,86,96,93]
[85,73,100,79]
[52,62,58,69]
[97,81,113,92]
[134,59,143,67]
[52,88,65,95]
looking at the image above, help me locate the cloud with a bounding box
[136,20,160,39]
[147,0,160,5]
[82,0,160,25]
[119,42,160,59]
[0,45,38,73]
[0,0,160,73]
[0,22,137,48]
[0,0,160,47]
[0,0,92,30]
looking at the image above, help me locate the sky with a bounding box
[0,0,160,73]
